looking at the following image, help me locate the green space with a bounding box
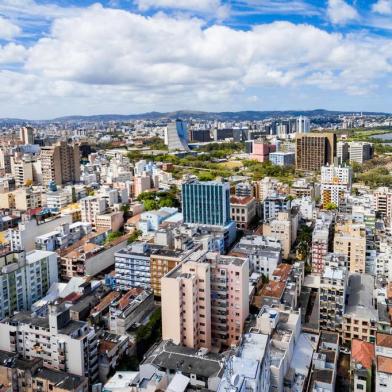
[137,187,180,211]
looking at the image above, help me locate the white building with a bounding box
[321,164,352,207]
[297,116,310,133]
[80,196,107,226]
[0,302,99,384]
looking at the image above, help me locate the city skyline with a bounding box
[1,0,392,119]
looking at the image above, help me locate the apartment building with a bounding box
[0,248,58,319]
[11,157,33,187]
[20,126,34,144]
[230,195,257,230]
[349,141,374,164]
[343,273,377,345]
[263,195,291,222]
[251,140,276,162]
[0,302,99,384]
[230,235,282,279]
[321,164,353,207]
[334,221,367,273]
[263,210,298,259]
[161,251,249,350]
[311,213,334,274]
[39,142,80,185]
[150,246,198,296]
[319,255,348,333]
[295,132,336,171]
[0,352,88,392]
[13,188,42,211]
[95,211,124,232]
[373,187,392,219]
[350,339,375,392]
[80,196,107,226]
[115,242,162,291]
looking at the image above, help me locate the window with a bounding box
[356,384,364,390]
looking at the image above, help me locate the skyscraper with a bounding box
[295,132,336,171]
[165,119,189,151]
[296,116,310,133]
[39,141,81,185]
[182,180,231,226]
[19,126,34,145]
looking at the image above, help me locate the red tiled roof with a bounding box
[378,356,392,374]
[351,339,374,369]
[377,332,392,348]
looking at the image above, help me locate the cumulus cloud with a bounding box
[372,0,392,15]
[135,0,230,19]
[0,16,21,40]
[327,0,359,24]
[0,43,27,64]
[1,4,392,117]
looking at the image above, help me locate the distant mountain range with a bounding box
[0,109,390,124]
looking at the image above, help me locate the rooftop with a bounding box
[35,367,87,390]
[377,332,392,348]
[351,339,374,370]
[377,356,392,375]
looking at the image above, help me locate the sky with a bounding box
[1,0,392,119]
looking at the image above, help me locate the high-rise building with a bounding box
[295,132,336,171]
[39,142,81,185]
[80,196,107,226]
[0,302,99,384]
[20,126,34,145]
[337,141,350,163]
[251,140,275,162]
[296,116,310,133]
[0,249,58,319]
[319,253,348,333]
[320,164,352,207]
[161,251,249,350]
[334,222,366,273]
[349,141,374,164]
[311,213,333,274]
[182,181,231,226]
[373,187,392,219]
[165,119,189,151]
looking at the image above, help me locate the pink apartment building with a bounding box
[311,214,333,275]
[251,140,276,163]
[161,250,249,350]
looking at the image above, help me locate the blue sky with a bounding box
[1,0,392,119]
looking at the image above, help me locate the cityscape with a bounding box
[2,1,392,392]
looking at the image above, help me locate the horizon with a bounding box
[1,1,392,118]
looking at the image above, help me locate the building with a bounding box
[217,332,270,392]
[350,339,375,392]
[11,157,33,187]
[297,115,310,133]
[269,151,295,166]
[319,255,348,333]
[343,273,377,344]
[0,352,88,392]
[109,289,154,335]
[13,188,42,211]
[295,132,336,171]
[349,142,374,164]
[374,187,392,219]
[182,180,231,226]
[230,195,257,230]
[115,242,161,291]
[0,302,99,384]
[40,142,81,185]
[134,340,225,391]
[334,221,367,273]
[321,164,353,207]
[0,249,58,319]
[263,210,298,259]
[20,126,34,144]
[251,140,276,162]
[161,251,249,350]
[308,332,339,392]
[230,235,282,279]
[80,196,107,226]
[165,119,189,151]
[337,141,350,163]
[376,332,392,392]
[150,246,198,297]
[263,195,291,223]
[96,211,124,232]
[311,213,333,274]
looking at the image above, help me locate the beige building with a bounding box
[11,158,33,187]
[373,187,392,219]
[80,196,107,226]
[96,211,124,232]
[14,188,42,211]
[230,195,257,230]
[263,210,298,259]
[40,141,80,185]
[161,251,249,350]
[19,126,34,145]
[334,222,366,273]
[0,192,15,209]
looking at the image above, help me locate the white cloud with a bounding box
[1,4,392,118]
[0,16,21,40]
[372,0,392,15]
[327,0,359,24]
[0,43,27,64]
[135,0,230,18]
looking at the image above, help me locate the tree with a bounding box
[325,202,338,211]
[71,187,77,203]
[127,230,142,244]
[143,199,159,211]
[105,231,122,244]
[120,203,131,219]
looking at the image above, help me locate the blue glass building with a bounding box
[182,181,231,226]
